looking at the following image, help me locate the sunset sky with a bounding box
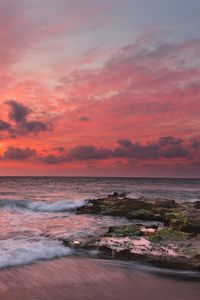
[0,0,200,177]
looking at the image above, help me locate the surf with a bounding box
[0,199,85,213]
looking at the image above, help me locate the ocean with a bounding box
[0,177,199,300]
[0,176,200,268]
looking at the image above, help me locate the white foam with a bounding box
[0,199,85,213]
[0,238,72,268]
[27,200,85,212]
[127,192,141,199]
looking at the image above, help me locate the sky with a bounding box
[0,0,200,177]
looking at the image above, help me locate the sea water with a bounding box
[0,176,199,269]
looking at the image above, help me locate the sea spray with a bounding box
[0,238,72,268]
[0,199,85,213]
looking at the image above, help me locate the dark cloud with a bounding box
[6,100,31,122]
[53,147,65,153]
[41,145,111,164]
[113,141,146,159]
[114,136,192,160]
[190,138,200,150]
[4,147,37,160]
[0,120,12,132]
[1,100,50,138]
[42,154,65,164]
[39,136,200,164]
[78,116,90,122]
[156,136,188,159]
[19,120,49,134]
[69,145,111,160]
[117,139,133,148]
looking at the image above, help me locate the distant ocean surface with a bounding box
[0,176,200,269]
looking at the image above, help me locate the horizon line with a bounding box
[0,175,199,180]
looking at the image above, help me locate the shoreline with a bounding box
[0,257,199,300]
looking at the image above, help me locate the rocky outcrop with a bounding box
[77,194,177,220]
[164,209,200,234]
[63,224,200,270]
[76,193,200,234]
[66,193,200,270]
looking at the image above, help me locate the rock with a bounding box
[77,195,155,219]
[63,227,200,270]
[155,198,177,208]
[72,193,200,269]
[76,194,200,235]
[98,245,113,255]
[112,192,119,197]
[165,211,200,234]
[64,234,199,270]
[194,201,200,209]
[107,225,141,237]
[127,209,163,221]
[115,249,132,259]
[140,227,156,236]
[63,237,99,250]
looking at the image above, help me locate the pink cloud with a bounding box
[0,13,200,177]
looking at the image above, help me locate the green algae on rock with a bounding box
[70,193,200,270]
[76,193,200,234]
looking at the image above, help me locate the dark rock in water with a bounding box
[115,249,132,259]
[144,224,158,229]
[63,237,99,250]
[127,210,163,221]
[76,193,200,235]
[98,245,113,255]
[76,194,155,218]
[112,192,119,197]
[194,201,200,209]
[72,193,200,270]
[63,231,200,270]
[164,210,200,234]
[155,198,177,208]
[63,239,70,247]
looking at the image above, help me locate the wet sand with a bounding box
[0,257,199,300]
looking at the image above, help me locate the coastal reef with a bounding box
[64,193,200,270]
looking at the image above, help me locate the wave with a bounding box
[0,199,85,213]
[0,238,72,269]
[126,192,142,199]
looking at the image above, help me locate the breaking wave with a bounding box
[0,238,72,269]
[0,199,85,213]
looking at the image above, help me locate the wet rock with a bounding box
[112,192,119,197]
[77,194,155,219]
[115,249,132,259]
[140,227,157,236]
[155,198,177,208]
[194,201,200,209]
[98,245,113,255]
[127,210,162,221]
[76,193,200,235]
[63,228,200,270]
[107,225,141,237]
[165,211,200,234]
[72,193,200,269]
[63,237,99,250]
